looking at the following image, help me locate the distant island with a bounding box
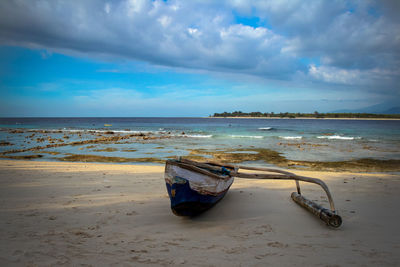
[211,111,400,119]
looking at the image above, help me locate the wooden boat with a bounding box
[165,158,342,227]
[164,158,235,216]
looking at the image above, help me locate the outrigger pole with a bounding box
[232,165,342,228]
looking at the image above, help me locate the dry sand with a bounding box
[0,160,399,266]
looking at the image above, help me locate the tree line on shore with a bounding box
[211,111,400,119]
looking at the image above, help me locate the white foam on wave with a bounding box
[29,128,83,133]
[57,129,162,135]
[111,130,154,134]
[279,136,302,140]
[230,135,264,139]
[317,135,361,140]
[186,134,213,138]
[258,127,272,130]
[62,128,81,132]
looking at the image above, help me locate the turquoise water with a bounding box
[1,117,399,163]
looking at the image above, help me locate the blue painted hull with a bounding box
[166,177,229,216]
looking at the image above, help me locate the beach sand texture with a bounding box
[0,160,399,266]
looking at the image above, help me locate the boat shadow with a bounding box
[186,187,297,223]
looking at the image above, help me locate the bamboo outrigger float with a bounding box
[165,158,342,228]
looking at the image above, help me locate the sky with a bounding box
[0,0,399,117]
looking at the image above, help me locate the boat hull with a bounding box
[164,160,234,216]
[165,177,229,216]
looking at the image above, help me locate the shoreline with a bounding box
[1,119,399,173]
[2,144,400,172]
[0,159,399,266]
[207,116,400,120]
[1,158,399,174]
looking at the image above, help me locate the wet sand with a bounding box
[0,160,399,266]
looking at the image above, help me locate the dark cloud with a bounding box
[0,0,399,90]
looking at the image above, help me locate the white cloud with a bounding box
[104,3,111,14]
[158,15,172,27]
[126,0,148,14]
[308,64,362,85]
[0,0,398,91]
[187,27,198,35]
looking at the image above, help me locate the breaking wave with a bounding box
[230,135,264,139]
[317,135,361,140]
[279,136,303,140]
[185,134,213,138]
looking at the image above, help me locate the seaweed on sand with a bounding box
[0,154,43,160]
[0,141,13,146]
[58,154,165,164]
[186,148,288,165]
[92,147,118,152]
[289,158,400,172]
[185,148,400,172]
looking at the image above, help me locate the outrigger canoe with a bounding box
[164,158,235,216]
[165,158,342,228]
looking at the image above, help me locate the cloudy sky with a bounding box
[0,0,399,116]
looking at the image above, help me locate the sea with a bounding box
[1,117,399,165]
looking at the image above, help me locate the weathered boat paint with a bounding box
[165,159,234,216]
[166,177,229,216]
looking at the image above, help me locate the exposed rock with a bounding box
[0,141,13,146]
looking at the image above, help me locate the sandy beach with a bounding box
[0,160,399,266]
